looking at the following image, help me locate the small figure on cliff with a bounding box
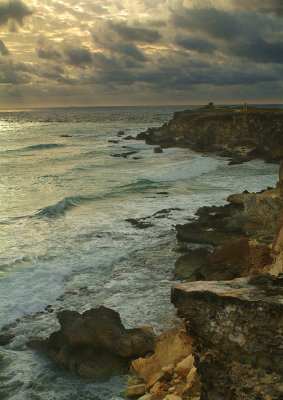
[243,102,248,112]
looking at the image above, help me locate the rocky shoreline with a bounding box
[3,106,282,400]
[136,105,283,164]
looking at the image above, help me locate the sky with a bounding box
[0,0,282,107]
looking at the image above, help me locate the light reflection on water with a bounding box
[0,106,279,400]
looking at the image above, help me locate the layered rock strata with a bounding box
[171,275,283,400]
[28,306,156,380]
[136,106,283,163]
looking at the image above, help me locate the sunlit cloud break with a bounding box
[0,0,282,107]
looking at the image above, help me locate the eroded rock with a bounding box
[171,275,283,399]
[28,306,156,380]
[141,106,283,163]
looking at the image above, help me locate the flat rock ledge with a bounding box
[171,275,283,400]
[28,306,156,380]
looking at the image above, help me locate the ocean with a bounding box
[0,105,279,400]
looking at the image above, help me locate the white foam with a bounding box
[141,154,223,182]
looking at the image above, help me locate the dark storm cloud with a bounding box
[231,0,283,17]
[172,7,242,41]
[0,39,9,55]
[175,35,216,54]
[0,0,32,26]
[0,60,30,84]
[114,42,147,62]
[230,39,283,63]
[64,48,93,67]
[92,23,148,62]
[37,48,61,60]
[109,22,161,44]
[84,49,279,91]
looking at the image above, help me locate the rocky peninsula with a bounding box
[23,106,282,400]
[136,104,283,164]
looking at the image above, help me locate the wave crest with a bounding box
[33,195,93,218]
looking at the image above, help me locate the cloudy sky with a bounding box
[0,0,282,107]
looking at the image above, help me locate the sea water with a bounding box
[0,105,279,400]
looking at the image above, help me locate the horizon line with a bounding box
[0,102,282,111]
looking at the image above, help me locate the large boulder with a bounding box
[28,306,156,380]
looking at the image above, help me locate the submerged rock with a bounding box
[111,151,139,158]
[0,334,14,346]
[171,275,283,399]
[28,306,156,380]
[126,218,154,229]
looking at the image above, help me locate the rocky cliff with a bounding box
[137,106,283,163]
[127,163,283,400]
[171,275,283,400]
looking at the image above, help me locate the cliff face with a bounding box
[140,107,283,163]
[171,275,283,400]
[169,163,283,400]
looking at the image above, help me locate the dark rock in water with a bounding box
[153,208,182,217]
[108,140,119,144]
[110,151,138,158]
[156,192,169,195]
[126,218,154,229]
[171,275,283,400]
[135,131,147,140]
[228,156,253,165]
[117,131,125,136]
[123,135,135,140]
[154,147,163,153]
[0,334,14,346]
[28,306,156,380]
[61,134,72,137]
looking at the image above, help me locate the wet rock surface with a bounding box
[171,275,283,400]
[28,306,156,380]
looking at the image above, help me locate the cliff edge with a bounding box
[137,106,283,163]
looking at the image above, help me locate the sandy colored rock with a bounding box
[186,366,197,384]
[164,395,181,400]
[161,364,175,378]
[148,382,168,400]
[136,395,150,400]
[132,327,194,383]
[175,355,194,378]
[124,384,146,398]
[146,370,168,391]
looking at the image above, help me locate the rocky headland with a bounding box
[136,105,283,164]
[21,107,282,400]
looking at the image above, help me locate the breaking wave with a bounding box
[33,195,95,218]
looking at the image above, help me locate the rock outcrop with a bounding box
[171,275,283,400]
[137,106,283,163]
[174,163,283,281]
[28,306,156,380]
